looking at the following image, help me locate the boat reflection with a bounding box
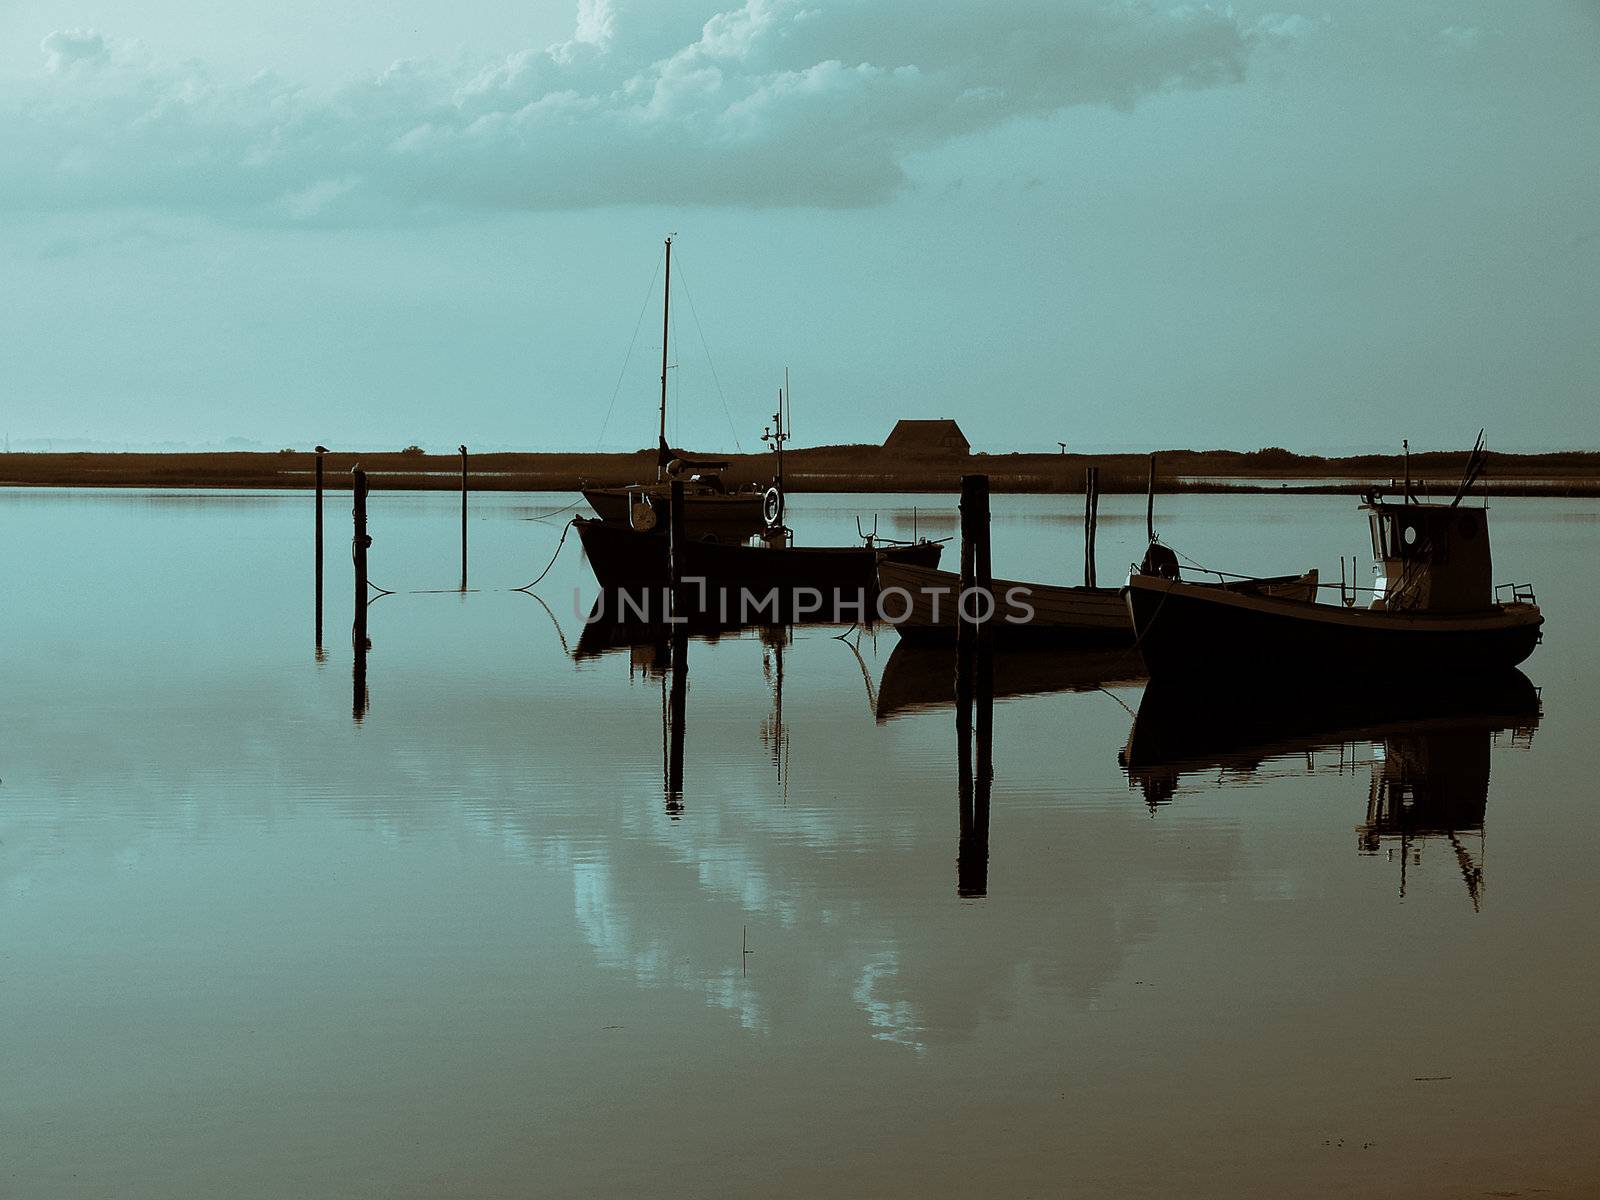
[576,604,802,815]
[1120,671,1541,905]
[876,641,1146,721]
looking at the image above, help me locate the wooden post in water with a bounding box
[352,467,369,650]
[314,446,326,653]
[956,472,991,857]
[1084,465,1100,587]
[957,473,993,898]
[458,444,468,591]
[1146,453,1157,544]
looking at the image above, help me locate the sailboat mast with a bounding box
[658,237,672,481]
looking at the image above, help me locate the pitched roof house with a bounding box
[882,419,971,456]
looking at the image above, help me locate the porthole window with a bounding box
[1403,524,1418,546]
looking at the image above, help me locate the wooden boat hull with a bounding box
[582,486,764,543]
[575,517,944,621]
[876,561,1130,645]
[876,561,1319,646]
[1126,575,1544,680]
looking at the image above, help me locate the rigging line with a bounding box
[594,250,665,451]
[672,253,744,452]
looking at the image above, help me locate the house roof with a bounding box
[883,419,970,453]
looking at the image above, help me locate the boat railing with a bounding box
[1495,582,1537,605]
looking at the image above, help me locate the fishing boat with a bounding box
[576,515,943,622]
[876,558,1318,645]
[581,237,766,543]
[1127,440,1543,679]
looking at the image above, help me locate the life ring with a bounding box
[762,485,784,528]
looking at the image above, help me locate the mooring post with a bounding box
[353,466,369,649]
[1146,453,1157,544]
[972,473,993,896]
[1084,465,1100,588]
[668,478,686,622]
[957,474,993,899]
[459,444,468,591]
[314,446,326,653]
[956,473,991,761]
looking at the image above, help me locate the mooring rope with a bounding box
[347,518,575,599]
[513,517,577,593]
[527,497,584,523]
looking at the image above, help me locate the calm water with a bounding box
[2,488,1597,1198]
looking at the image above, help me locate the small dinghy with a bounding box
[876,555,1318,645]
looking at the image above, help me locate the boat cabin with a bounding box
[1365,500,1492,613]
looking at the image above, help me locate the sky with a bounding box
[1,0,1596,454]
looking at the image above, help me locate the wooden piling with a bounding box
[956,473,991,838]
[1146,453,1157,544]
[956,474,987,705]
[459,444,468,591]
[352,467,369,649]
[314,447,325,651]
[1084,465,1100,587]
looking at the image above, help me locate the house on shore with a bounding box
[882,419,970,458]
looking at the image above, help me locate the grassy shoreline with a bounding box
[2,447,1597,496]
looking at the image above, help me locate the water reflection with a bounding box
[876,641,1145,721]
[1120,671,1542,905]
[955,648,992,898]
[352,630,370,721]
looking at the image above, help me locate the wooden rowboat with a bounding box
[876,559,1318,645]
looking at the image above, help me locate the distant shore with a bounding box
[2,447,1598,496]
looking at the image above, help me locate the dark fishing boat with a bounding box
[576,515,943,622]
[581,237,766,543]
[1127,440,1543,679]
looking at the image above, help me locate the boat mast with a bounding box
[658,236,672,481]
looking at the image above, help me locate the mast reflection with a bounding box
[1120,671,1542,905]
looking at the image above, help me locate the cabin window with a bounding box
[1402,523,1418,547]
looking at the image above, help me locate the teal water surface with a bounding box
[1,488,1596,1198]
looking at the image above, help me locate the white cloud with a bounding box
[40,29,108,75]
[5,0,1254,221]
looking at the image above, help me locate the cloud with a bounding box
[40,28,109,74]
[5,0,1254,222]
